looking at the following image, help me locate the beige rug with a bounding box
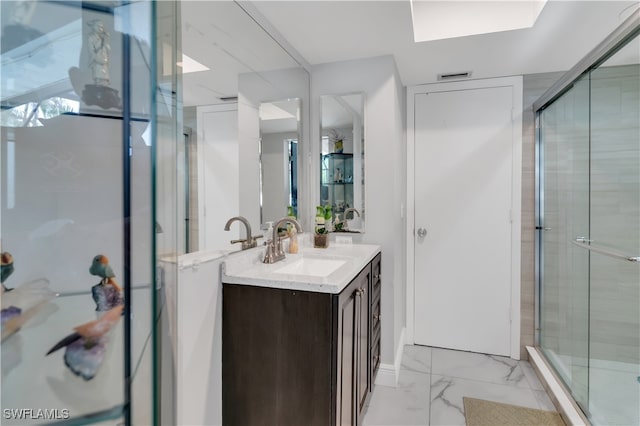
[463,397,565,426]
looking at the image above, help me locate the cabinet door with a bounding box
[336,280,358,426]
[335,260,374,426]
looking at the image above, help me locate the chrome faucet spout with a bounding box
[344,208,360,220]
[263,217,303,264]
[224,216,262,250]
[271,218,302,244]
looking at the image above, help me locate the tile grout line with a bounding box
[428,348,433,425]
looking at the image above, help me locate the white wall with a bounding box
[311,55,406,376]
[238,67,310,231]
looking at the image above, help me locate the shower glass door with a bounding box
[538,29,640,425]
[539,74,590,411]
[587,34,640,425]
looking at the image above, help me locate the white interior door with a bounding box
[197,104,239,251]
[413,85,514,356]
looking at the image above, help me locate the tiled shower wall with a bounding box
[588,64,639,364]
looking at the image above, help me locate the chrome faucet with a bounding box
[344,208,360,220]
[263,217,303,264]
[224,216,262,250]
[343,208,360,231]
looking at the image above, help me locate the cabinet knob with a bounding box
[373,313,380,321]
[355,288,366,296]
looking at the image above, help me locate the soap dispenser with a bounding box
[265,221,274,242]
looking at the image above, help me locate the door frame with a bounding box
[405,76,523,359]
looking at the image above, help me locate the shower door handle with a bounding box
[572,238,640,263]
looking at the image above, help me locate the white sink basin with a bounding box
[274,257,347,277]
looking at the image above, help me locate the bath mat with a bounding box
[463,397,565,426]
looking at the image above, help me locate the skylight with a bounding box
[410,0,548,42]
[259,102,296,121]
[177,54,210,74]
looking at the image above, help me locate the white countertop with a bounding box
[221,240,381,294]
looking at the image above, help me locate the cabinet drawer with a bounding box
[372,319,381,346]
[372,279,381,302]
[371,297,381,331]
[372,253,381,286]
[372,264,381,288]
[371,335,381,375]
[371,287,380,308]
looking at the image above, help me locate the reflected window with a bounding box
[1,95,79,127]
[288,139,297,216]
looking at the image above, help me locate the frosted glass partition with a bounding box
[537,29,640,425]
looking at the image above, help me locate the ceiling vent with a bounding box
[220,96,238,102]
[437,71,472,81]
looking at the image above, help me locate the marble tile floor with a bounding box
[363,345,557,426]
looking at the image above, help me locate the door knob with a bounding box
[417,228,427,238]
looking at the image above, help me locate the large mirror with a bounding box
[259,98,300,225]
[320,93,365,232]
[180,2,309,252]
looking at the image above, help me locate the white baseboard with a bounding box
[375,363,398,387]
[526,346,588,426]
[375,327,406,387]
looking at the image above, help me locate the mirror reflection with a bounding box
[259,99,300,225]
[180,1,308,252]
[320,93,365,232]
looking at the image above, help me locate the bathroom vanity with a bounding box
[221,243,381,425]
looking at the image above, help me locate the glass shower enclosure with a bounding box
[536,10,640,426]
[0,1,181,424]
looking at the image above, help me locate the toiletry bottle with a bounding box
[288,227,298,254]
[265,221,274,243]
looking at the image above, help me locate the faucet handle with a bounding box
[230,238,260,250]
[252,234,263,242]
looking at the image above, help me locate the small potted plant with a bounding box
[329,129,343,153]
[314,227,329,248]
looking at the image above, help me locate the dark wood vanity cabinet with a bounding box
[222,253,381,426]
